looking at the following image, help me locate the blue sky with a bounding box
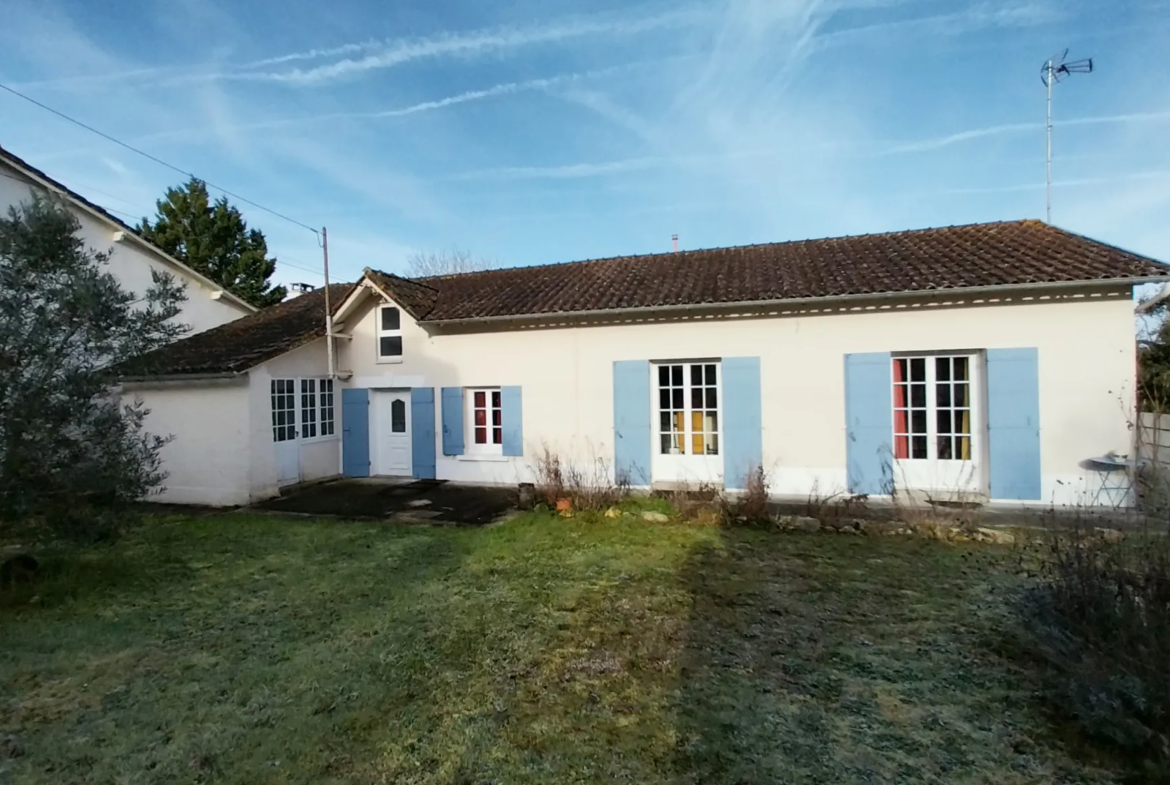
[1,0,1168,288]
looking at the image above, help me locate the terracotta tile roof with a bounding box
[124,284,354,377]
[364,269,438,320]
[375,220,1169,322]
[131,220,1168,377]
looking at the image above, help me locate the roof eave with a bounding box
[120,370,248,387]
[421,277,1160,327]
[1,152,257,314]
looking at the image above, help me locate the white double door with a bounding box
[374,390,412,477]
[892,354,982,496]
[650,361,724,485]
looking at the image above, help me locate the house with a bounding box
[1,143,255,332]
[124,220,1170,508]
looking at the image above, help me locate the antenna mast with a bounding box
[1041,50,1093,223]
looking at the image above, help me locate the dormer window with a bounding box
[378,306,403,362]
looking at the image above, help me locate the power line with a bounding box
[276,256,325,276]
[3,159,322,271]
[0,80,322,237]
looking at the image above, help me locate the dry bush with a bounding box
[531,444,630,512]
[1011,519,1170,778]
[888,464,983,530]
[719,465,772,526]
[665,481,721,525]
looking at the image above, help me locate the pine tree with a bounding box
[139,178,287,308]
[0,196,188,540]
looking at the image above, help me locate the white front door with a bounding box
[271,378,300,486]
[651,362,723,486]
[375,391,412,477]
[892,354,982,497]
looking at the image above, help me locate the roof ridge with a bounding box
[407,220,1039,283]
[365,267,440,294]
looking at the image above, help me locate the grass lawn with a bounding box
[0,511,1116,784]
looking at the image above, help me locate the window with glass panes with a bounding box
[377,306,403,360]
[657,362,719,455]
[320,379,335,436]
[300,379,318,439]
[892,355,972,461]
[271,379,296,442]
[466,388,502,453]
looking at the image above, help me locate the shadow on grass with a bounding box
[0,543,196,613]
[670,528,1117,784]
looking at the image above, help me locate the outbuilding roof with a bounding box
[124,284,353,378]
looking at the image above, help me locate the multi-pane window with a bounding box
[657,362,719,455]
[300,379,318,439]
[467,388,502,452]
[893,357,927,459]
[892,355,972,461]
[659,365,685,454]
[272,377,337,442]
[378,306,403,361]
[934,356,971,460]
[271,379,297,442]
[320,379,335,436]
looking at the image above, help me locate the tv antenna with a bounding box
[1041,49,1093,223]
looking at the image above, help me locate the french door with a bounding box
[892,354,982,495]
[650,361,723,484]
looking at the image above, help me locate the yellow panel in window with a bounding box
[692,412,704,432]
[959,436,971,461]
[692,433,706,455]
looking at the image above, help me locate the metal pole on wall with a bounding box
[322,226,334,380]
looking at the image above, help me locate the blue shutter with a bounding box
[844,353,893,495]
[341,388,370,478]
[411,388,437,480]
[987,348,1041,500]
[722,357,763,490]
[441,387,464,456]
[613,361,651,486]
[501,386,523,457]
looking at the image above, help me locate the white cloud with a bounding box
[236,8,707,86]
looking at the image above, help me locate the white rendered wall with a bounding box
[1,161,250,334]
[338,288,1136,506]
[133,381,253,506]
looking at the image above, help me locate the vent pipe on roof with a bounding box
[672,234,679,253]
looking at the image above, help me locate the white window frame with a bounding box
[656,362,722,457]
[376,305,403,364]
[465,387,503,456]
[271,376,338,443]
[890,352,983,495]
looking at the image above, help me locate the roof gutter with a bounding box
[119,371,246,388]
[421,276,1164,328]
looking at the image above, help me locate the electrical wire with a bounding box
[0,80,322,238]
[2,156,323,271]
